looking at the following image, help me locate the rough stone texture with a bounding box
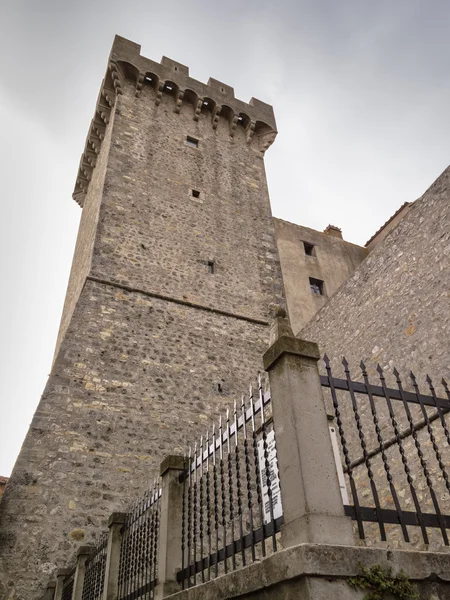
[0,37,283,599]
[301,165,450,551]
[166,543,450,600]
[274,218,367,334]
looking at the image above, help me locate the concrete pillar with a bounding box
[263,333,354,547]
[154,455,186,600]
[54,569,68,600]
[102,512,126,600]
[72,545,92,600]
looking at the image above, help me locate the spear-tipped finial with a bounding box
[393,366,400,380]
[342,356,349,369]
[360,360,367,373]
[376,363,383,375]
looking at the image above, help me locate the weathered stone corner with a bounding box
[107,512,126,527]
[160,454,185,476]
[263,335,320,372]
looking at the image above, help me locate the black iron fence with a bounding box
[81,534,108,600]
[176,374,283,588]
[117,481,161,600]
[44,348,450,600]
[322,355,450,546]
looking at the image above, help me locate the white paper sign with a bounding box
[257,430,283,524]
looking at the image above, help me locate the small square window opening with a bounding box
[304,242,315,256]
[192,189,200,199]
[207,260,215,274]
[186,136,199,148]
[309,277,324,296]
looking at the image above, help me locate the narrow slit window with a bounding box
[304,242,315,256]
[192,189,200,199]
[186,136,199,148]
[207,260,215,274]
[309,277,324,296]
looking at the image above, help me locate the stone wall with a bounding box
[0,38,283,599]
[301,165,450,551]
[274,219,367,334]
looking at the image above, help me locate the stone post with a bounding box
[43,581,56,600]
[263,323,354,548]
[54,569,68,600]
[72,545,93,600]
[154,455,186,600]
[102,512,126,600]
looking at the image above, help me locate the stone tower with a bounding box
[0,36,283,598]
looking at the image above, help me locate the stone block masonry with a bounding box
[0,35,284,599]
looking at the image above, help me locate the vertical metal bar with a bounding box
[426,374,450,446]
[250,383,266,558]
[187,446,192,587]
[199,436,205,583]
[343,357,386,540]
[234,399,245,566]
[181,454,186,590]
[360,361,409,541]
[206,429,212,581]
[377,364,428,544]
[410,371,450,496]
[260,373,277,552]
[153,479,160,593]
[324,355,364,538]
[193,442,198,586]
[395,368,448,545]
[219,415,228,574]
[226,408,236,570]
[242,394,255,562]
[212,424,219,578]
[144,489,150,599]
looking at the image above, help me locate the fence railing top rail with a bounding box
[179,381,270,483]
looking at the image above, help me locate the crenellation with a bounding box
[73,35,277,206]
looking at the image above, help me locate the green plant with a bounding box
[347,564,419,600]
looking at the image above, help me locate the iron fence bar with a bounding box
[175,516,284,584]
[118,579,158,600]
[426,374,450,446]
[179,390,271,482]
[345,407,448,471]
[250,383,266,558]
[219,415,227,575]
[344,505,450,529]
[395,368,449,546]
[187,446,192,588]
[193,443,198,587]
[360,361,409,542]
[242,394,256,562]
[377,364,428,545]
[152,479,160,596]
[343,357,386,540]
[212,424,219,579]
[226,408,236,571]
[181,457,186,590]
[320,375,448,410]
[205,431,212,582]
[199,437,205,584]
[324,354,365,539]
[410,371,450,496]
[234,400,246,567]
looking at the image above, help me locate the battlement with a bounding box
[73,35,277,206]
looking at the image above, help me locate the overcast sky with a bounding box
[1,0,449,476]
